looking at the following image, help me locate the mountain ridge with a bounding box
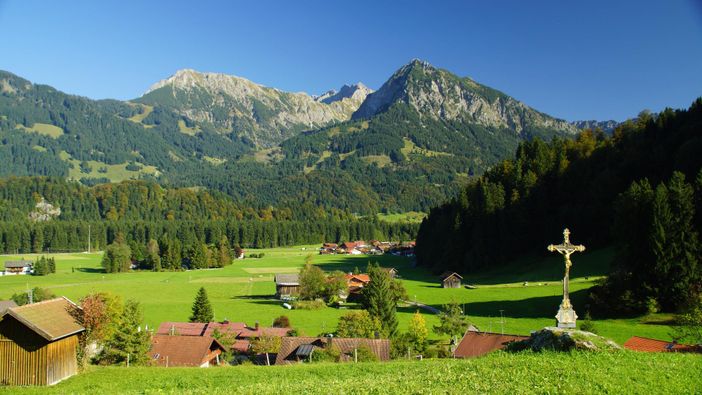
[137,69,372,147]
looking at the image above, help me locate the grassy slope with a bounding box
[3,352,700,394]
[0,246,674,343]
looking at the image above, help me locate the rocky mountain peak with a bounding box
[316,82,372,104]
[353,59,577,135]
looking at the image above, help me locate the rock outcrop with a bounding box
[506,327,622,352]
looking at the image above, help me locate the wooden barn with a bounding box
[0,297,84,386]
[440,272,463,288]
[274,274,300,299]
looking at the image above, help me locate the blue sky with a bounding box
[0,0,701,121]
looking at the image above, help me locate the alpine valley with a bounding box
[0,60,589,213]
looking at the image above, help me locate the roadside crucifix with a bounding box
[547,228,585,328]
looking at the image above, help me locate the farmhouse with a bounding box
[623,336,702,353]
[149,334,226,367]
[453,329,528,358]
[345,273,371,294]
[274,274,300,299]
[440,272,463,288]
[156,321,290,354]
[3,260,33,275]
[275,336,391,365]
[0,297,84,386]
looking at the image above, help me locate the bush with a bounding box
[292,299,326,310]
[273,315,290,328]
[309,346,340,363]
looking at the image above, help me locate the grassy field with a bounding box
[377,211,427,223]
[0,246,675,343]
[2,351,699,394]
[15,123,64,138]
[58,150,161,183]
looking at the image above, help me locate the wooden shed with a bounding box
[440,272,463,288]
[274,274,300,299]
[0,297,84,386]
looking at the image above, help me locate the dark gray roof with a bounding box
[295,344,315,357]
[275,273,299,285]
[4,260,33,268]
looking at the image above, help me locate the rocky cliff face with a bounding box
[138,69,372,147]
[571,120,619,134]
[354,59,578,136]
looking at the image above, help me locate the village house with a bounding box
[274,273,300,299]
[149,334,226,367]
[440,272,463,288]
[0,297,84,386]
[623,336,701,353]
[319,243,338,254]
[345,273,371,294]
[453,329,528,358]
[156,320,290,354]
[275,336,391,365]
[2,260,33,276]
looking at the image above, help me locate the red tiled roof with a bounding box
[345,274,370,283]
[237,326,290,338]
[623,336,701,353]
[232,339,251,353]
[202,321,247,337]
[157,322,208,336]
[149,335,225,367]
[453,331,528,358]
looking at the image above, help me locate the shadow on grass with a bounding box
[74,267,105,273]
[398,289,591,319]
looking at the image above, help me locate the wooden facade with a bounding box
[441,272,463,288]
[0,298,84,386]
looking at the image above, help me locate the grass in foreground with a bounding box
[2,351,699,394]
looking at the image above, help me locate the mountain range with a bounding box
[0,60,605,213]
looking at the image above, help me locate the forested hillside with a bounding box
[0,178,417,255]
[416,99,702,313]
[0,60,579,214]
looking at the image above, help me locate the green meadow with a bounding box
[0,246,674,343]
[2,352,699,394]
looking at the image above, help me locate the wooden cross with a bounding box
[547,228,585,313]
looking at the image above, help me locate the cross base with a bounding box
[555,305,578,329]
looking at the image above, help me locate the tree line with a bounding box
[416,99,702,314]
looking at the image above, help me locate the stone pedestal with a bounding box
[555,306,578,328]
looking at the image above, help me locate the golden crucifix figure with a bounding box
[547,228,585,328]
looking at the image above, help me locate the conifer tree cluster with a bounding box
[361,262,398,337]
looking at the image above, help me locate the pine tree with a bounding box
[190,287,214,323]
[98,300,151,366]
[662,172,700,310]
[361,262,398,337]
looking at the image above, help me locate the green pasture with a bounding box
[3,352,699,394]
[0,246,674,343]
